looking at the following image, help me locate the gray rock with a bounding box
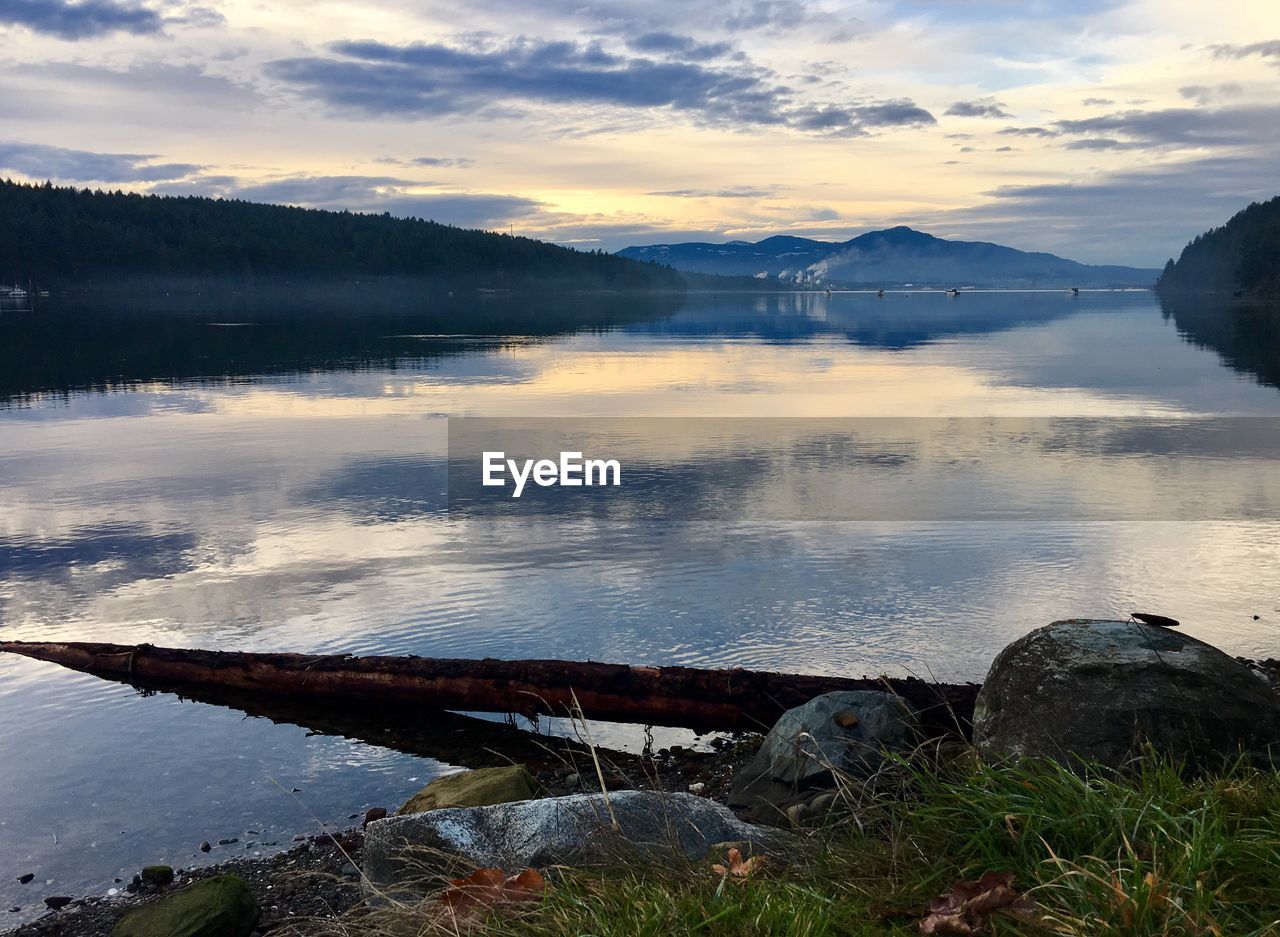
[728,690,918,818]
[973,619,1280,771]
[363,791,775,894]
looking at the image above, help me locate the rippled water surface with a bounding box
[2,287,1280,919]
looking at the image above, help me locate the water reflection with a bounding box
[2,286,1280,919]
[1161,293,1280,390]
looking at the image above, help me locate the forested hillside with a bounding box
[1157,196,1280,297]
[0,179,683,290]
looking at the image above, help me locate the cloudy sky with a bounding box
[1,0,1277,265]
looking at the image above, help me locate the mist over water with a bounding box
[2,287,1280,917]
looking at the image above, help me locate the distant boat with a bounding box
[876,288,885,298]
[6,286,26,298]
[945,287,960,296]
[1070,287,1080,295]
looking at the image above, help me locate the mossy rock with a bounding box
[112,874,259,937]
[140,865,173,887]
[398,765,537,815]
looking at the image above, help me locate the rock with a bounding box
[397,765,537,815]
[728,690,918,818]
[365,791,775,895]
[112,874,259,937]
[141,866,174,888]
[687,782,707,795]
[17,874,33,885]
[199,842,211,853]
[563,772,580,788]
[362,807,388,828]
[217,838,238,846]
[340,862,360,879]
[43,897,72,911]
[973,619,1280,771]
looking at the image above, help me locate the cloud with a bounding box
[409,156,474,168]
[1082,97,1114,106]
[152,172,546,230]
[945,98,1012,119]
[228,175,427,205]
[998,125,1059,137]
[625,31,736,61]
[1178,82,1244,105]
[1053,104,1280,148]
[647,186,776,197]
[939,153,1280,265]
[1062,137,1142,150]
[0,141,200,181]
[0,0,163,39]
[374,155,475,169]
[266,35,934,136]
[164,4,224,28]
[1209,40,1280,65]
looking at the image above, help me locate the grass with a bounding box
[315,751,1280,937]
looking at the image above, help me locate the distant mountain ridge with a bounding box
[619,226,1158,288]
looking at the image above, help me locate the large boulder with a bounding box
[973,619,1280,770]
[112,874,259,937]
[399,765,537,815]
[365,791,775,894]
[728,690,919,819]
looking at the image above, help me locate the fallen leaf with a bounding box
[712,846,765,882]
[918,871,1039,935]
[833,710,861,729]
[440,867,547,916]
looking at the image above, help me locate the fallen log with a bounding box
[0,640,979,734]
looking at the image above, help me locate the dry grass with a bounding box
[300,750,1280,937]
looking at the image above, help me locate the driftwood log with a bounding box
[0,640,979,735]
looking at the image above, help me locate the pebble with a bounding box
[564,772,581,788]
[687,782,707,795]
[339,863,360,879]
[17,874,34,885]
[362,807,388,828]
[833,710,861,729]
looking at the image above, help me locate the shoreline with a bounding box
[7,653,1278,935]
[3,737,750,937]
[5,829,368,937]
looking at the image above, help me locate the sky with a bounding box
[1,0,1278,266]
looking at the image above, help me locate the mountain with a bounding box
[1157,196,1280,298]
[618,226,1158,288]
[0,179,683,292]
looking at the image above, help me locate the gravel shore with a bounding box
[5,830,366,937]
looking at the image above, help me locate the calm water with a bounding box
[2,287,1280,919]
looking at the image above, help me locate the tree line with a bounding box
[0,179,683,290]
[1157,195,1280,297]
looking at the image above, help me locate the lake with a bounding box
[2,286,1279,919]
